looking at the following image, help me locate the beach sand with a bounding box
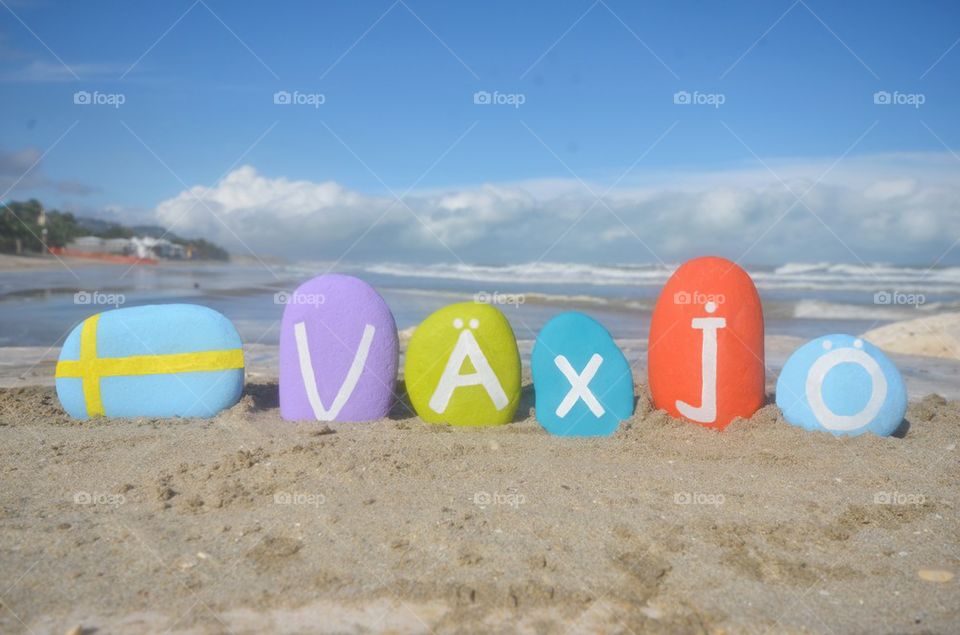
[863,312,960,361]
[1,326,959,634]
[0,253,96,271]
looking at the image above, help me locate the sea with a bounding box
[1,260,958,348]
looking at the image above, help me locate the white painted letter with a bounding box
[295,322,375,421]
[805,340,886,431]
[676,305,726,423]
[554,354,605,418]
[429,321,508,413]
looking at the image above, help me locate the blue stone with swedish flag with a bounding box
[55,304,245,419]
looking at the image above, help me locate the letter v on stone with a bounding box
[554,354,605,417]
[294,322,375,421]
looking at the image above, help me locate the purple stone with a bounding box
[279,274,398,422]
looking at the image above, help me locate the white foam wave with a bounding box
[358,261,960,295]
[364,262,674,287]
[791,299,937,321]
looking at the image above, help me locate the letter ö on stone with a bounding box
[55,304,244,419]
[280,274,398,422]
[776,334,907,437]
[648,256,765,430]
[532,312,633,436]
[405,302,521,426]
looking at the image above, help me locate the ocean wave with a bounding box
[384,286,655,312]
[358,261,960,295]
[790,299,935,321]
[364,262,674,286]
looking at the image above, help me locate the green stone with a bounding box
[404,302,521,426]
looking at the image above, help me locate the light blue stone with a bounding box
[56,304,244,419]
[776,334,907,437]
[532,312,634,436]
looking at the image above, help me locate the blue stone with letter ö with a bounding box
[531,311,634,436]
[776,334,907,437]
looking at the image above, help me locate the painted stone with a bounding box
[648,256,765,430]
[55,304,244,419]
[776,334,907,437]
[532,312,634,436]
[280,274,398,422]
[405,302,520,426]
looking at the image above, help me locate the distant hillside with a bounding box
[1,199,229,261]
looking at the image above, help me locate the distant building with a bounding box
[68,236,109,251]
[67,235,187,260]
[131,236,186,259]
[103,237,133,254]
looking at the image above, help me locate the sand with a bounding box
[0,254,90,271]
[1,312,958,633]
[1,358,959,634]
[863,312,960,361]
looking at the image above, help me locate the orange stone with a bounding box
[647,256,764,430]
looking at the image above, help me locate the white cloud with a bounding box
[864,178,916,200]
[0,60,129,82]
[153,153,960,265]
[0,146,97,197]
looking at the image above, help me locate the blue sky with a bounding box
[2,0,959,265]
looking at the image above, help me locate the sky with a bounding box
[1,0,959,266]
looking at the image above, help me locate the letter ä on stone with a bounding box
[55,304,244,419]
[647,256,765,429]
[532,312,634,436]
[776,334,907,437]
[279,274,398,422]
[404,302,521,426]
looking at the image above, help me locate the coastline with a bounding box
[1,267,957,634]
[0,253,100,271]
